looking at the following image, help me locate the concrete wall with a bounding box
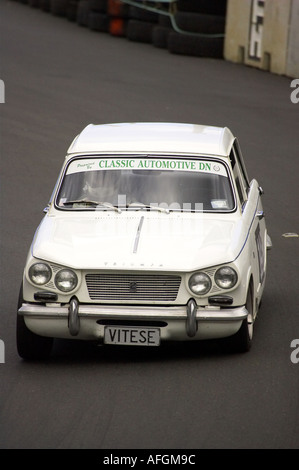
[224,0,299,77]
[286,0,299,77]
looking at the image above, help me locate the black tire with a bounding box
[107,0,129,18]
[76,0,90,26]
[88,0,107,12]
[174,12,225,35]
[88,11,109,32]
[129,6,158,23]
[168,32,224,58]
[177,0,227,16]
[16,284,53,360]
[228,285,254,353]
[158,14,172,28]
[50,0,68,16]
[39,0,51,11]
[126,19,154,44]
[152,25,171,49]
[66,0,78,21]
[28,0,40,7]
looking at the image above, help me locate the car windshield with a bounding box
[56,157,235,212]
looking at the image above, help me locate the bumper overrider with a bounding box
[18,299,248,343]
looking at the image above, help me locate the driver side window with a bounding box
[229,145,248,209]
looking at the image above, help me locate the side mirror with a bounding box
[266,234,272,251]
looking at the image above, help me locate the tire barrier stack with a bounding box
[13,0,228,59]
[168,0,226,58]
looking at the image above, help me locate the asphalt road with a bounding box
[0,0,298,450]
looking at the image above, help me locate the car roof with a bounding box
[67,122,235,157]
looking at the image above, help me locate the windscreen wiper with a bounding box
[126,202,170,214]
[63,199,122,213]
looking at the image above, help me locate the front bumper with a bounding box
[18,300,248,342]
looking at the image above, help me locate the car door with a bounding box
[230,140,267,311]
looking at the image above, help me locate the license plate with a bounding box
[104,326,160,346]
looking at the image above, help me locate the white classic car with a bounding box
[17,122,272,359]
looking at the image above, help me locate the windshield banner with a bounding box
[67,158,228,177]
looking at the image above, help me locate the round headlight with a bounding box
[29,263,51,285]
[189,272,212,295]
[55,269,78,292]
[215,267,238,289]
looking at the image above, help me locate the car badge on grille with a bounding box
[129,281,138,293]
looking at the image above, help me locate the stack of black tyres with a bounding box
[107,0,129,37]
[85,0,109,31]
[28,0,41,7]
[40,0,50,11]
[168,0,227,58]
[50,0,78,20]
[126,6,159,44]
[76,1,131,35]
[26,0,51,11]
[13,0,228,59]
[152,13,173,49]
[26,0,79,21]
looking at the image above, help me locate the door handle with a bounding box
[256,210,264,219]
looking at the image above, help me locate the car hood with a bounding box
[32,211,244,271]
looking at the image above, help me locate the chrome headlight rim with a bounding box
[188,272,212,296]
[28,262,52,286]
[54,268,78,292]
[215,266,238,290]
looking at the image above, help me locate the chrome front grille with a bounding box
[85,273,181,301]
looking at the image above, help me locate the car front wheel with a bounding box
[229,285,254,353]
[17,284,53,360]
